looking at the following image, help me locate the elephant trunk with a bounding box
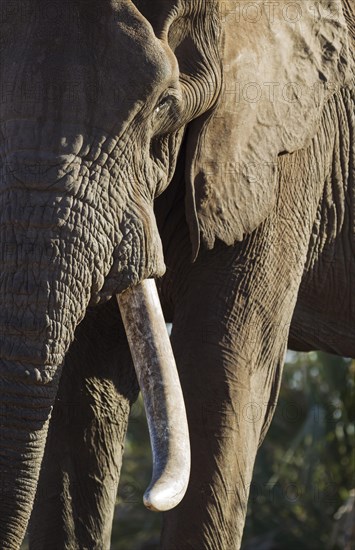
[0,364,60,548]
[117,280,190,512]
[0,146,189,546]
[0,219,93,547]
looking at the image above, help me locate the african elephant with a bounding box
[0,0,354,549]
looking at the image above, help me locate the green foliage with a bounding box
[113,352,355,549]
[243,351,355,549]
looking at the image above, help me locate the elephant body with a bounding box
[0,1,354,549]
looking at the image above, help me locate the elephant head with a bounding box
[0,0,352,547]
[0,1,213,544]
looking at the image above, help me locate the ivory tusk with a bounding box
[117,279,190,512]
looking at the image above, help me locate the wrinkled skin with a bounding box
[0,0,354,549]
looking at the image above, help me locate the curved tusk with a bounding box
[117,279,190,512]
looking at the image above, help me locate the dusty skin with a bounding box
[0,1,354,549]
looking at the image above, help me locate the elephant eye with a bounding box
[154,96,174,115]
[152,90,182,135]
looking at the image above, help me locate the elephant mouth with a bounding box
[93,208,167,305]
[117,279,190,511]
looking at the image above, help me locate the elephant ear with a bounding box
[184,0,351,254]
[133,0,222,122]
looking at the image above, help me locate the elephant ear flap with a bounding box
[185,0,351,257]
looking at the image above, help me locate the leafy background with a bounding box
[21,351,354,549]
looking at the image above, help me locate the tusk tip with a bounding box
[143,481,188,512]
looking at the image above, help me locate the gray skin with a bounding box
[0,0,354,549]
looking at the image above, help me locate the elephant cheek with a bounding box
[95,203,166,303]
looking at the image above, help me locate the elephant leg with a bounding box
[160,224,310,549]
[29,298,138,550]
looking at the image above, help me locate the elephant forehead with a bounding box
[0,1,177,130]
[105,1,177,92]
[1,1,175,86]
